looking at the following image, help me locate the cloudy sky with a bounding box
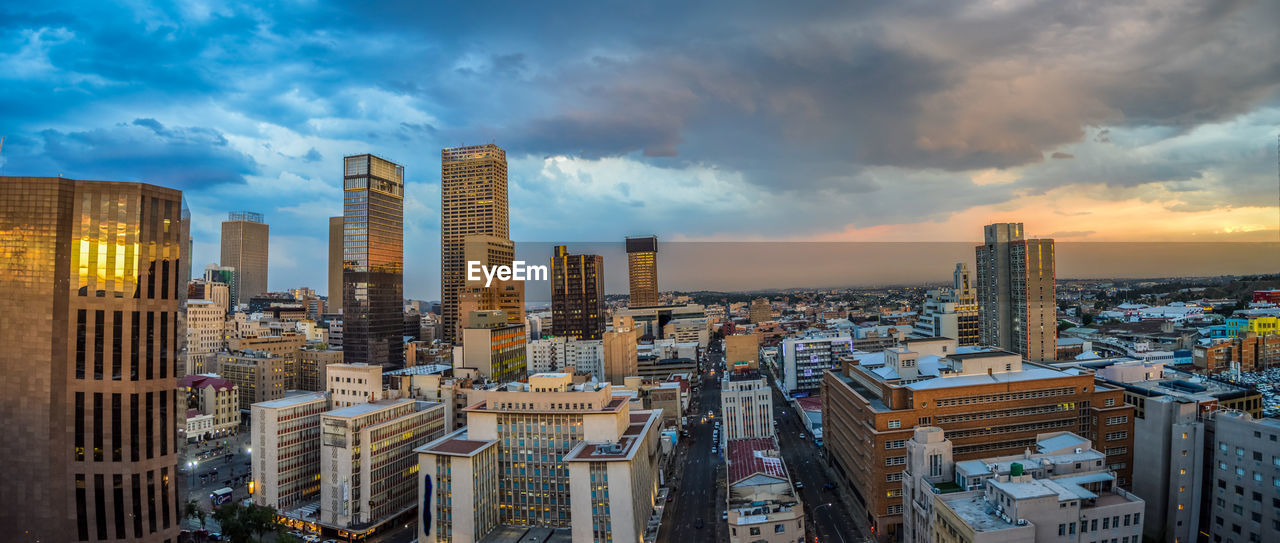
[2,1,1278,298]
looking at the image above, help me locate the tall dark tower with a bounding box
[625,235,658,307]
[0,176,187,542]
[550,245,605,340]
[342,154,405,368]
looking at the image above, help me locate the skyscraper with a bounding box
[203,264,238,311]
[440,144,509,342]
[456,234,523,336]
[625,235,658,307]
[0,176,186,542]
[327,215,343,314]
[550,245,605,340]
[220,211,269,301]
[342,154,405,368]
[975,223,1056,361]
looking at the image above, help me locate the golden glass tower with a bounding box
[0,177,186,542]
[626,235,659,307]
[440,144,509,342]
[342,154,404,367]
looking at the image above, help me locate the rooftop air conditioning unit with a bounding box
[1017,519,1027,526]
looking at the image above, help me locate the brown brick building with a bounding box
[821,337,1135,542]
[1193,332,1280,373]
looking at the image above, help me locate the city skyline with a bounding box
[1,1,1277,298]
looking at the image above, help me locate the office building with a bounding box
[440,144,509,343]
[218,351,290,411]
[725,438,804,543]
[326,362,383,408]
[457,234,523,330]
[913,263,980,346]
[328,216,343,314]
[780,333,853,395]
[227,332,306,365]
[910,428,1145,543]
[551,245,606,340]
[604,316,640,383]
[185,299,226,375]
[614,304,706,340]
[178,375,240,441]
[0,177,186,542]
[722,371,773,440]
[298,345,343,392]
[460,310,528,382]
[625,235,659,307]
[975,223,1056,361]
[748,297,772,324]
[204,264,239,311]
[188,278,230,313]
[1205,411,1280,543]
[725,333,760,371]
[527,336,605,378]
[342,154,405,368]
[320,399,446,532]
[416,373,663,543]
[821,338,1135,541]
[221,211,269,302]
[251,392,328,511]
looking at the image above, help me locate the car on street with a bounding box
[721,511,728,520]
[799,433,806,439]
[795,481,804,489]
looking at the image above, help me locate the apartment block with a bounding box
[726,438,804,543]
[416,373,663,543]
[251,392,328,511]
[781,333,853,395]
[975,223,1056,362]
[1193,333,1280,374]
[320,400,446,532]
[821,337,1135,541]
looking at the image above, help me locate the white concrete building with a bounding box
[251,392,329,512]
[721,371,773,441]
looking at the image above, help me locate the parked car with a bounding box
[795,481,804,489]
[798,433,806,439]
[721,511,728,521]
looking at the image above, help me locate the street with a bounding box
[657,344,727,543]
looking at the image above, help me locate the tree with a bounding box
[184,499,208,538]
[1081,313,1094,327]
[209,502,280,543]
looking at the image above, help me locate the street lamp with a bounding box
[188,461,197,486]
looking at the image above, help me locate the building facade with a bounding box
[218,351,290,411]
[220,211,269,302]
[251,391,328,512]
[550,245,605,340]
[0,177,186,542]
[328,215,343,315]
[527,336,605,378]
[780,333,853,395]
[912,263,979,346]
[1205,411,1280,543]
[186,299,226,375]
[440,144,509,343]
[416,373,662,543]
[460,310,528,382]
[725,438,804,543]
[749,297,772,324]
[1193,333,1280,374]
[326,363,383,408]
[298,346,342,392]
[605,316,640,384]
[975,223,1056,362]
[342,154,405,368]
[179,375,240,440]
[625,235,659,308]
[722,372,774,440]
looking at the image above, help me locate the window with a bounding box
[1106,416,1128,425]
[749,527,761,536]
[888,420,900,429]
[886,456,906,466]
[1106,431,1128,441]
[775,523,785,533]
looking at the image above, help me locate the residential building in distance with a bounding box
[218,351,290,411]
[912,263,979,346]
[320,399,446,534]
[342,153,405,368]
[440,144,509,343]
[459,309,528,382]
[781,333,853,396]
[527,336,605,378]
[0,177,186,542]
[221,211,269,301]
[326,362,383,408]
[821,337,1135,541]
[179,374,240,441]
[550,245,606,340]
[298,345,343,392]
[1193,332,1280,374]
[626,235,659,308]
[415,373,663,543]
[911,428,1145,543]
[748,297,772,324]
[725,333,760,371]
[251,391,328,512]
[722,370,773,440]
[725,438,804,543]
[1205,410,1280,543]
[328,216,343,314]
[604,315,640,383]
[975,223,1056,362]
[186,298,226,375]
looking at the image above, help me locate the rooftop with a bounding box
[727,438,788,484]
[253,391,327,409]
[904,367,1079,391]
[325,398,416,418]
[416,428,498,458]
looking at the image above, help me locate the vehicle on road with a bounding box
[799,433,806,439]
[721,511,728,521]
[303,535,320,542]
[210,487,233,506]
[795,481,804,489]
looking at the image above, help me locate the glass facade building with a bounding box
[342,155,405,368]
[0,177,186,542]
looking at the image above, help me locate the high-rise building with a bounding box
[976,223,1056,362]
[604,316,639,383]
[1204,411,1280,543]
[626,235,659,307]
[748,297,772,324]
[0,177,186,542]
[459,310,528,382]
[204,264,238,311]
[416,373,662,543]
[328,216,343,314]
[550,245,605,340]
[184,299,225,375]
[721,371,773,440]
[251,391,328,512]
[780,332,854,395]
[820,338,1135,541]
[220,211,269,302]
[912,263,980,346]
[440,144,509,343]
[342,154,405,368]
[457,234,523,333]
